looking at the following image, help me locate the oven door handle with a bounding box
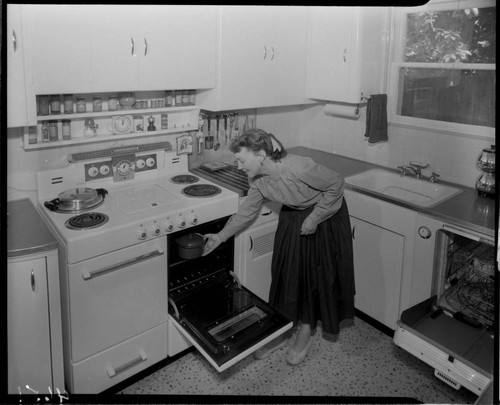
[81,249,164,280]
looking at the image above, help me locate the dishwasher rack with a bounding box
[443,236,495,328]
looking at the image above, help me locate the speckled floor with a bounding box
[119,317,478,403]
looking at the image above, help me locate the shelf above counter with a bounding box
[22,107,200,150]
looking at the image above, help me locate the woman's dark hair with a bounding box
[229,129,287,161]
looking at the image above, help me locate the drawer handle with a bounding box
[81,249,164,280]
[249,236,253,251]
[31,270,35,291]
[144,38,148,56]
[352,225,356,240]
[130,37,135,56]
[262,210,272,216]
[106,349,147,378]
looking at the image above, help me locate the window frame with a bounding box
[386,0,495,140]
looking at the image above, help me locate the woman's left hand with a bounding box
[300,216,318,235]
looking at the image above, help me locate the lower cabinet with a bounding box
[349,216,404,329]
[8,250,64,395]
[345,189,417,330]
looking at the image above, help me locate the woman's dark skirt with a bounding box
[269,198,355,336]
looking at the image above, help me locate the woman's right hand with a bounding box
[202,233,222,256]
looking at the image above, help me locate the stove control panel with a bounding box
[84,153,157,182]
[135,210,205,240]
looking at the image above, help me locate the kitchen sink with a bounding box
[345,168,462,207]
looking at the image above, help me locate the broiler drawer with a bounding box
[69,323,167,394]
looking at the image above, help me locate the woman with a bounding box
[203,129,355,365]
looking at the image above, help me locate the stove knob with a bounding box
[146,157,155,168]
[99,165,110,176]
[164,219,174,233]
[137,227,148,240]
[150,224,161,237]
[136,159,146,170]
[176,216,186,229]
[187,213,198,225]
[88,166,99,178]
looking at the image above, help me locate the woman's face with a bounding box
[234,147,264,178]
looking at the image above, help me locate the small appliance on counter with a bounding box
[475,145,495,197]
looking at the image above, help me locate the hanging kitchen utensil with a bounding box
[228,113,234,141]
[242,115,249,133]
[197,114,205,155]
[205,115,213,149]
[224,115,228,146]
[233,112,239,139]
[214,115,221,151]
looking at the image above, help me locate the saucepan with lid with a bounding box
[176,233,206,260]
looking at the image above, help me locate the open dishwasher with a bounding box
[394,222,495,396]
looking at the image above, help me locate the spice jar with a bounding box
[161,113,169,129]
[50,95,61,115]
[93,97,102,112]
[48,121,58,141]
[182,90,189,106]
[76,97,87,113]
[174,91,182,107]
[38,95,50,116]
[41,122,50,142]
[165,91,173,107]
[189,90,196,106]
[62,120,71,140]
[28,127,38,144]
[108,95,117,111]
[63,94,73,114]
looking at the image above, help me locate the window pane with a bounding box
[405,7,496,63]
[398,68,495,127]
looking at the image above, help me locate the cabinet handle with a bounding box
[352,225,356,240]
[343,48,347,63]
[81,249,164,280]
[271,46,275,61]
[106,349,147,378]
[144,38,148,56]
[31,270,35,291]
[263,46,267,60]
[130,37,135,56]
[12,30,17,52]
[249,236,253,251]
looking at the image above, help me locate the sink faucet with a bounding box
[397,162,439,182]
[397,164,422,179]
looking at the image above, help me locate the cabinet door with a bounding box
[7,5,36,127]
[24,5,94,94]
[306,7,362,103]
[138,5,216,90]
[350,216,404,329]
[90,5,139,92]
[237,220,278,302]
[215,6,309,110]
[8,258,53,394]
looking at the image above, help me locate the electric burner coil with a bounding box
[65,212,109,230]
[182,184,222,197]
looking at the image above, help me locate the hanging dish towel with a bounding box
[364,94,388,144]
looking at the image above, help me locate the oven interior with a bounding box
[167,216,290,364]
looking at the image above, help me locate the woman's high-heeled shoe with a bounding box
[286,337,313,365]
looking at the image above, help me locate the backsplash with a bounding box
[296,104,493,188]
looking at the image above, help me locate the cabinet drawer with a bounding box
[70,323,167,394]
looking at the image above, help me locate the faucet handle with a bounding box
[429,172,440,183]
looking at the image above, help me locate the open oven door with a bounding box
[168,271,293,372]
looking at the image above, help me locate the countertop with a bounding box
[7,198,58,258]
[289,147,495,237]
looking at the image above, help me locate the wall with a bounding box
[295,103,492,188]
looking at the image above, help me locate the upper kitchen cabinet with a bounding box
[23,5,217,94]
[306,7,389,104]
[7,5,36,127]
[198,6,312,111]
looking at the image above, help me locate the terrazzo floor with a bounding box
[118,317,479,403]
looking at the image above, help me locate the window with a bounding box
[388,0,495,139]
